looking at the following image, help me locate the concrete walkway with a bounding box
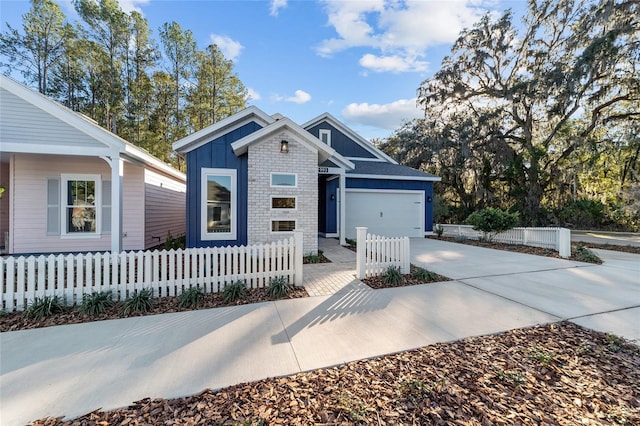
[1,239,638,425]
[302,238,368,296]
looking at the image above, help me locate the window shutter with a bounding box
[46,178,60,235]
[102,180,111,233]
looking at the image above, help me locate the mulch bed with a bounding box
[303,253,332,264]
[430,236,604,264]
[0,287,308,332]
[363,264,450,289]
[32,321,639,425]
[576,242,640,255]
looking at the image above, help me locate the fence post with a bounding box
[558,228,571,258]
[401,237,410,274]
[293,230,304,286]
[356,227,367,279]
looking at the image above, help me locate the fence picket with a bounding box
[13,259,22,310]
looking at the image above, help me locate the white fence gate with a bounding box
[356,227,410,279]
[1,231,304,312]
[437,224,571,258]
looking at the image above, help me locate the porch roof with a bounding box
[346,160,441,182]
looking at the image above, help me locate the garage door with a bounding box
[345,190,423,239]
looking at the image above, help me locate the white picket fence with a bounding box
[1,231,304,312]
[355,227,410,279]
[437,224,571,257]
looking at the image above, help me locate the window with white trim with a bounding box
[271,196,296,209]
[271,220,296,232]
[271,173,296,187]
[319,129,331,146]
[61,174,101,235]
[201,168,237,240]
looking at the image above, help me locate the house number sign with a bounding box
[318,167,329,173]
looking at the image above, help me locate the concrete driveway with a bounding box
[572,230,640,247]
[411,238,640,341]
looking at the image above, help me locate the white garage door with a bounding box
[345,190,423,239]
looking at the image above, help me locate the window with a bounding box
[319,129,331,146]
[271,173,296,187]
[61,174,101,236]
[271,197,296,209]
[201,168,237,240]
[271,220,296,232]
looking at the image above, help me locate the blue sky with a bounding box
[1,0,527,140]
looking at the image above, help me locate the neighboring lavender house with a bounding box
[0,75,186,255]
[173,106,440,254]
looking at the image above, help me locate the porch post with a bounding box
[339,171,346,246]
[110,153,123,254]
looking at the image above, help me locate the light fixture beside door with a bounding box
[280,140,289,153]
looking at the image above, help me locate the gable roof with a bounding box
[172,106,275,154]
[231,117,355,170]
[302,112,398,164]
[0,75,184,181]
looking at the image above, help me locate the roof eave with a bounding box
[172,106,275,154]
[302,112,399,165]
[231,118,338,162]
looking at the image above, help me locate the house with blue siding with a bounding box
[173,107,440,253]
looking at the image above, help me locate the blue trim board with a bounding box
[185,121,262,248]
[346,177,435,232]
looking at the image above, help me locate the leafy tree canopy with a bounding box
[383,0,639,229]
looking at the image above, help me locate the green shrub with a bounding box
[434,224,444,237]
[574,245,602,263]
[222,280,247,303]
[303,250,323,264]
[345,238,357,247]
[25,295,66,319]
[79,291,115,315]
[268,276,293,298]
[178,286,204,309]
[466,207,519,241]
[383,266,403,284]
[413,267,436,282]
[121,289,153,315]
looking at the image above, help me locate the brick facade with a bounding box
[247,131,318,254]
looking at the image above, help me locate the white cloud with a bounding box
[246,88,261,101]
[117,0,150,13]
[58,0,149,17]
[209,34,244,62]
[317,0,492,73]
[270,0,288,16]
[359,53,428,73]
[342,98,422,130]
[286,90,312,104]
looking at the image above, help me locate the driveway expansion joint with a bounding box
[456,279,563,321]
[272,302,302,373]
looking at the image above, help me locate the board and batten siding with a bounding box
[185,121,261,248]
[10,154,145,254]
[144,168,186,249]
[306,122,377,159]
